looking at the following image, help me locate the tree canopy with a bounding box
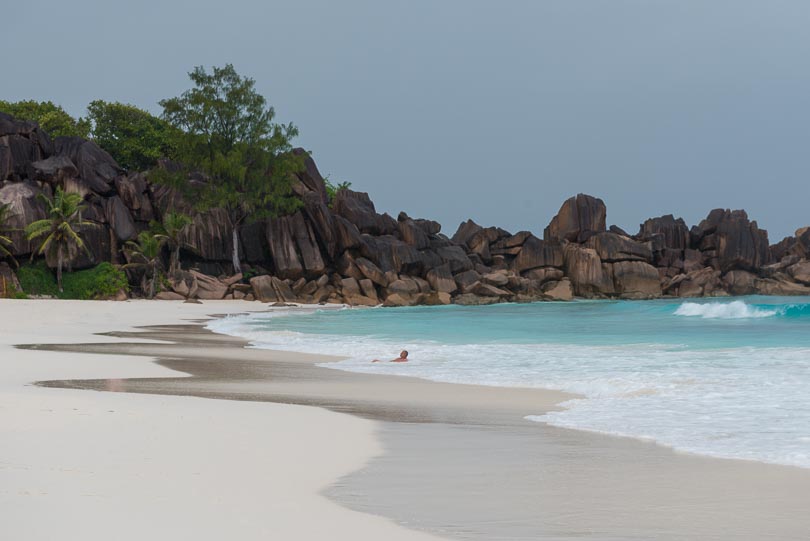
[0,100,90,138]
[157,64,304,272]
[86,100,177,171]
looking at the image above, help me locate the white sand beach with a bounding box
[3,299,810,540]
[0,299,445,541]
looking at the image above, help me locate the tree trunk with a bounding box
[231,226,242,274]
[170,245,180,277]
[57,245,64,293]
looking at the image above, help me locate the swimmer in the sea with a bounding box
[372,350,409,363]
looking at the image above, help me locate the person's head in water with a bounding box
[399,350,408,359]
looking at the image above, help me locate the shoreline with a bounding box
[9,300,810,540]
[0,299,447,541]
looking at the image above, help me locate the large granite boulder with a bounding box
[54,137,122,195]
[397,212,430,249]
[491,231,532,257]
[26,155,78,184]
[513,236,564,273]
[454,269,482,294]
[563,244,612,296]
[542,278,573,301]
[610,261,661,299]
[544,193,606,243]
[189,270,228,300]
[292,148,328,203]
[787,261,810,285]
[585,232,653,263]
[179,208,233,262]
[0,181,48,255]
[289,212,326,277]
[355,257,389,287]
[333,214,363,252]
[692,209,770,272]
[664,267,723,298]
[266,214,304,279]
[451,219,483,246]
[104,196,138,242]
[359,235,424,275]
[637,215,690,251]
[426,264,457,293]
[333,189,396,235]
[722,270,758,295]
[0,112,53,180]
[754,276,810,296]
[302,191,335,258]
[436,245,474,274]
[114,173,154,222]
[249,274,297,303]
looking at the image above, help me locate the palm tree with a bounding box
[151,212,192,277]
[0,203,17,267]
[123,231,164,299]
[25,188,91,292]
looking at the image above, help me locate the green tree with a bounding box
[86,100,177,171]
[123,231,164,299]
[0,203,17,267]
[25,188,92,292]
[158,64,303,274]
[150,212,192,276]
[0,100,90,138]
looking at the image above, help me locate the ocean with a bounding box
[208,297,810,469]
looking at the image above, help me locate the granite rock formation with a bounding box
[2,111,809,303]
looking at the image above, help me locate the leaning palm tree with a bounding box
[123,231,165,299]
[0,203,17,267]
[25,188,91,292]
[150,212,192,277]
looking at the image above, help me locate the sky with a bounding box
[3,0,809,241]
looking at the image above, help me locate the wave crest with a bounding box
[674,301,777,319]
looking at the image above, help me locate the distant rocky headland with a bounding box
[1,111,809,304]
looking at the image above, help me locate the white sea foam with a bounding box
[207,305,810,469]
[674,300,777,319]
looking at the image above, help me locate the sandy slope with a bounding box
[0,299,445,541]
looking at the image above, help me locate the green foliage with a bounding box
[123,231,165,298]
[156,64,305,272]
[157,64,304,225]
[25,187,93,292]
[0,203,17,267]
[17,261,58,297]
[0,100,90,138]
[17,261,128,299]
[150,212,192,275]
[324,177,352,207]
[62,262,129,300]
[86,100,178,171]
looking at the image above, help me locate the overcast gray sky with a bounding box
[4,0,809,240]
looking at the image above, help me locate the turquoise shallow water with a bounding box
[209,296,810,468]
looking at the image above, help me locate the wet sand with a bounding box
[29,314,810,540]
[0,300,445,541]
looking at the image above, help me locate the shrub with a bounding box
[17,261,129,299]
[61,263,129,300]
[17,261,59,297]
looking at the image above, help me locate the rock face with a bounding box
[610,261,661,299]
[2,110,809,303]
[691,209,770,272]
[544,194,606,243]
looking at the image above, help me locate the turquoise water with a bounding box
[209,297,810,468]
